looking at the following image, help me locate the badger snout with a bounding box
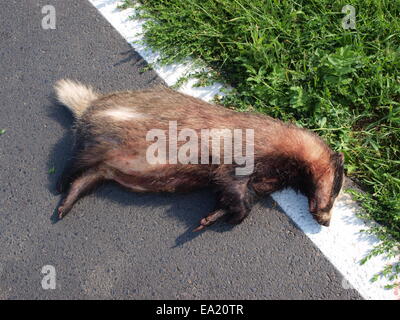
[308,198,333,227]
[318,218,330,227]
[313,211,332,227]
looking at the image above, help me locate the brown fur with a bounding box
[54,79,344,229]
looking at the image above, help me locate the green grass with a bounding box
[120,0,400,287]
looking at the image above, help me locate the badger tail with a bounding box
[54,79,99,118]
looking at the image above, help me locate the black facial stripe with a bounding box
[331,160,344,198]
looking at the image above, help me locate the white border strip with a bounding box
[88,0,398,300]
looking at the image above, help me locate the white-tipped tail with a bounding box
[54,79,99,118]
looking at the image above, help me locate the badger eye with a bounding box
[309,198,317,213]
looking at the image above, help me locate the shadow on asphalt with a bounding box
[94,184,237,248]
[46,95,75,194]
[114,49,161,86]
[113,49,145,68]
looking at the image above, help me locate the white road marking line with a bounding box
[88,0,398,300]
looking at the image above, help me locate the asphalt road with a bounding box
[0,0,362,299]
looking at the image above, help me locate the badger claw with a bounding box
[58,205,71,219]
[58,206,65,219]
[193,224,206,232]
[193,209,226,232]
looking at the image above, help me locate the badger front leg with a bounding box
[193,177,259,231]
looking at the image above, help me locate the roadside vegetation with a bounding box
[119,0,400,287]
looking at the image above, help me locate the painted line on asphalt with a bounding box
[88,0,398,300]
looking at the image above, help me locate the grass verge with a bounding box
[119,0,400,287]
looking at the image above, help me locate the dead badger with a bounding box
[54,79,344,231]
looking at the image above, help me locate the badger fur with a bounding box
[54,79,344,230]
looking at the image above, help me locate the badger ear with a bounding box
[335,152,345,166]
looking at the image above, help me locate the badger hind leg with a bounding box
[57,168,103,219]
